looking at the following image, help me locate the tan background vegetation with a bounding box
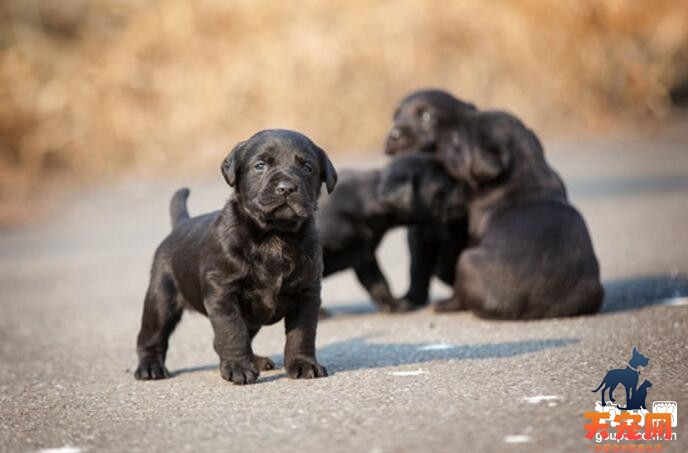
[1,0,687,224]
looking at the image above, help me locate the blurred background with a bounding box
[1,0,688,225]
[3,3,688,450]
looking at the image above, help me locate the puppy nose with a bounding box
[276,180,297,196]
[389,127,402,141]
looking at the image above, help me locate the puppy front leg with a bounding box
[284,289,327,379]
[205,292,258,385]
[405,226,440,306]
[354,257,411,312]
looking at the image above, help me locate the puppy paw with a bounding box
[376,297,415,314]
[252,354,276,371]
[389,298,420,313]
[220,359,259,385]
[286,357,328,379]
[402,291,429,307]
[434,297,465,313]
[134,360,170,380]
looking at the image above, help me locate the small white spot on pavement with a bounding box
[389,369,427,376]
[417,343,456,351]
[504,434,533,444]
[37,447,82,453]
[524,395,560,404]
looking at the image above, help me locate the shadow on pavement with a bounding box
[325,275,688,318]
[313,336,578,373]
[322,301,378,317]
[602,274,688,313]
[170,338,578,378]
[172,364,217,377]
[170,275,687,379]
[171,364,287,383]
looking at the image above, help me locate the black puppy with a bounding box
[318,154,466,312]
[317,155,466,312]
[384,89,476,308]
[437,111,603,318]
[135,129,337,384]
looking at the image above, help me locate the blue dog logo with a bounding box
[592,347,650,409]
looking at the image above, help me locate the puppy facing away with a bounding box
[384,89,476,308]
[318,154,467,312]
[437,111,603,318]
[135,129,337,384]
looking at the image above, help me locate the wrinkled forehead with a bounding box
[244,131,318,164]
[400,91,455,109]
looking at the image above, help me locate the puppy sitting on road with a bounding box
[384,89,476,308]
[318,154,466,313]
[438,111,603,318]
[135,129,337,384]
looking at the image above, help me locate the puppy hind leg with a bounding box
[135,274,183,380]
[452,249,526,319]
[354,258,411,313]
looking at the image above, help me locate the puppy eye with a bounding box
[421,111,435,123]
[303,162,314,174]
[254,161,266,172]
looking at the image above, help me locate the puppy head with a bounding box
[378,154,466,223]
[385,89,477,156]
[439,111,543,188]
[222,129,337,232]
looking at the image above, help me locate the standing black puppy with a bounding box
[318,154,466,312]
[384,89,476,308]
[135,129,337,384]
[438,111,603,318]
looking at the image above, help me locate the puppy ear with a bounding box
[221,140,247,187]
[378,163,415,209]
[315,145,338,193]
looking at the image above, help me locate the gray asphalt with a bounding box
[1,133,688,452]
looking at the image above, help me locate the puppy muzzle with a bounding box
[385,126,413,155]
[385,128,436,155]
[256,181,315,223]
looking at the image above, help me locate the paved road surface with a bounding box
[1,134,688,452]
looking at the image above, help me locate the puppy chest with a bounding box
[239,246,309,322]
[248,245,296,287]
[239,270,300,325]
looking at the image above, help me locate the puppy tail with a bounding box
[170,188,191,229]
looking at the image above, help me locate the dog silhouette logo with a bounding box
[592,347,649,408]
[585,347,679,444]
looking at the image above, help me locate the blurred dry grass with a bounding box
[1,0,687,225]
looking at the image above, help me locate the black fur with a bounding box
[385,89,477,157]
[384,89,475,307]
[318,154,467,312]
[135,129,337,384]
[437,111,604,318]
